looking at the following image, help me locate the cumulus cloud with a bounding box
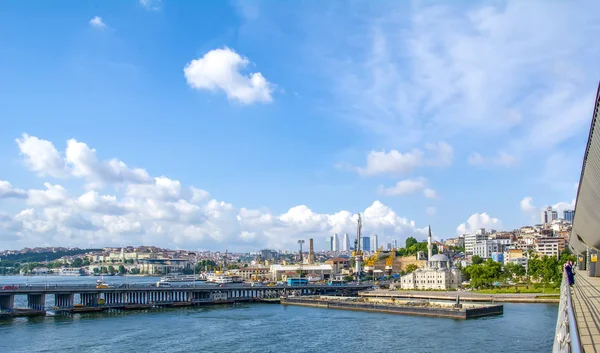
[139,0,161,11]
[15,134,150,186]
[184,47,274,104]
[1,135,431,250]
[520,196,536,213]
[89,16,106,29]
[0,181,27,199]
[351,141,453,177]
[468,151,518,167]
[379,178,426,196]
[456,213,503,235]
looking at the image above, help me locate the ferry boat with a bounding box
[206,273,234,284]
[59,268,82,276]
[159,274,202,282]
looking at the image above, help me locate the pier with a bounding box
[0,283,372,318]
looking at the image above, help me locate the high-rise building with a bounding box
[392,239,398,249]
[541,206,555,224]
[564,210,575,223]
[362,236,371,252]
[328,236,333,252]
[343,233,350,252]
[333,233,339,252]
[372,235,378,251]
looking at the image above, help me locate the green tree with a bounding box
[405,237,418,249]
[404,264,419,274]
[118,265,126,274]
[93,267,99,274]
[472,255,484,265]
[108,265,116,275]
[71,258,83,268]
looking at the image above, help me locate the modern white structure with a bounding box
[372,234,378,251]
[333,233,339,252]
[464,233,488,255]
[399,226,462,290]
[342,233,350,252]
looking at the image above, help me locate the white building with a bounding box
[269,264,333,281]
[473,240,505,259]
[541,206,558,224]
[399,226,462,290]
[342,233,350,252]
[464,233,488,255]
[372,234,378,251]
[333,233,339,252]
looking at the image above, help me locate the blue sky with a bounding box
[0,0,598,251]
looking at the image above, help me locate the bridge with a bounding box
[554,82,600,353]
[0,283,373,316]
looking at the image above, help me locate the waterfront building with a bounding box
[270,264,333,281]
[399,227,462,290]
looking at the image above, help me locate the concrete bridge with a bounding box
[554,81,600,353]
[0,283,373,315]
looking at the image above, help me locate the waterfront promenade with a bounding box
[572,270,600,351]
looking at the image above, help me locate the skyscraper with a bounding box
[343,233,350,252]
[333,233,339,252]
[541,206,557,224]
[392,239,398,249]
[564,209,575,223]
[328,236,333,251]
[362,236,371,252]
[372,234,378,251]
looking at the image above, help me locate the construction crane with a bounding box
[217,249,228,274]
[385,248,396,275]
[363,246,383,273]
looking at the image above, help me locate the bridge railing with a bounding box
[553,269,581,353]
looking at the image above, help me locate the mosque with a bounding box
[399,226,462,290]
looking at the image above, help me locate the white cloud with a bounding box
[27,183,69,207]
[89,16,106,29]
[2,135,432,250]
[16,134,67,178]
[184,47,274,104]
[15,134,151,186]
[423,188,437,199]
[426,207,437,216]
[379,177,426,196]
[552,199,576,217]
[468,151,518,167]
[353,142,453,176]
[139,0,161,11]
[0,181,27,199]
[520,196,536,213]
[456,213,503,235]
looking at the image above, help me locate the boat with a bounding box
[206,273,234,284]
[96,275,109,289]
[159,274,203,282]
[58,268,81,276]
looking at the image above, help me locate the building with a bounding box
[541,206,558,224]
[328,236,334,252]
[270,264,333,281]
[399,227,462,290]
[362,236,371,252]
[535,237,566,258]
[491,252,504,263]
[464,233,488,255]
[342,233,350,252]
[563,210,575,223]
[473,240,505,259]
[333,234,339,252]
[372,235,378,252]
[236,266,270,280]
[324,258,350,274]
[392,239,398,249]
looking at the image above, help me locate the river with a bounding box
[0,276,557,352]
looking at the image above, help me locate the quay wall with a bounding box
[281,297,503,320]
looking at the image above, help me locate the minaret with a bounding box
[427,225,433,261]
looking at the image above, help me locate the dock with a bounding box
[360,289,559,303]
[281,296,503,319]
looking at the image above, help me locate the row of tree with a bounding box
[462,251,576,288]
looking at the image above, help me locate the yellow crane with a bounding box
[385,249,396,274]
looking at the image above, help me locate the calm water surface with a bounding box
[0,276,557,353]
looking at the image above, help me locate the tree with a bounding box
[108,265,116,275]
[405,237,418,249]
[472,255,484,265]
[93,267,99,274]
[118,265,126,275]
[71,258,83,268]
[404,264,419,274]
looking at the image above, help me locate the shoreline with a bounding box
[360,290,559,304]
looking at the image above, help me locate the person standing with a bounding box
[565,261,575,286]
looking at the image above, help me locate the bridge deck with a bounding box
[572,270,600,352]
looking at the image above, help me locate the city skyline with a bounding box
[1,0,598,251]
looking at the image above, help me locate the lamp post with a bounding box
[298,240,305,284]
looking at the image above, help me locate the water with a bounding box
[0,276,558,352]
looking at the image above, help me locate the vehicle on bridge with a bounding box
[287,278,308,286]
